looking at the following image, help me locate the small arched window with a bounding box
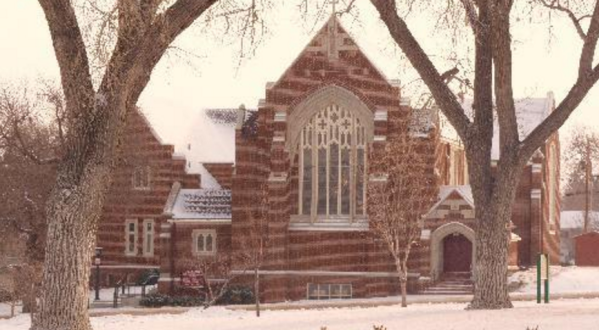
[298,104,367,219]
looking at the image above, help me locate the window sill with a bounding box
[192,251,217,257]
[289,215,368,232]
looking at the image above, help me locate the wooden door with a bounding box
[443,233,472,273]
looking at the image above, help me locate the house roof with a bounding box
[561,210,599,230]
[573,230,599,239]
[171,189,232,220]
[177,108,255,188]
[455,93,555,159]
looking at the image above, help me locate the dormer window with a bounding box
[132,165,151,190]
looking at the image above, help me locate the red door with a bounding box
[443,233,472,273]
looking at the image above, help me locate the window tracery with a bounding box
[298,104,367,220]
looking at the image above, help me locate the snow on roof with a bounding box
[442,93,555,159]
[171,189,231,220]
[561,210,599,229]
[177,108,255,184]
[438,185,474,206]
[197,163,221,189]
[425,185,474,217]
[137,108,165,145]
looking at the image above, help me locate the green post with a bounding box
[544,254,550,304]
[536,254,542,304]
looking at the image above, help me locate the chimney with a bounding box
[236,104,246,130]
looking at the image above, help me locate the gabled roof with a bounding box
[270,15,390,88]
[425,185,474,218]
[171,189,231,220]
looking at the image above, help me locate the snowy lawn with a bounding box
[2,299,599,330]
[510,266,599,293]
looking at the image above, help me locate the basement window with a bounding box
[307,283,352,300]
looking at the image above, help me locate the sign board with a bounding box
[94,258,101,265]
[539,254,548,280]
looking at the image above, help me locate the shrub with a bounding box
[217,285,254,305]
[139,293,205,308]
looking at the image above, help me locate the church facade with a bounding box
[95,17,560,301]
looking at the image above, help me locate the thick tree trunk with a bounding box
[468,159,521,310]
[469,206,512,309]
[31,163,111,330]
[254,268,260,317]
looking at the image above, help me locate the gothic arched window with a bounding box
[298,104,367,219]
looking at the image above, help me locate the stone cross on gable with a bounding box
[327,0,340,59]
[329,0,339,15]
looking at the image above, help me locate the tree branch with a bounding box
[579,1,599,77]
[520,1,599,161]
[491,1,519,160]
[125,0,219,103]
[460,0,479,34]
[37,0,95,118]
[369,0,471,138]
[538,0,588,40]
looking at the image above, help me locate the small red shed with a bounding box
[575,231,599,266]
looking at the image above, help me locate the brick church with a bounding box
[95,16,560,301]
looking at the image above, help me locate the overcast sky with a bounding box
[1,1,598,151]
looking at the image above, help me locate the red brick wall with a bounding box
[230,19,413,301]
[204,163,234,189]
[96,109,200,281]
[575,232,599,266]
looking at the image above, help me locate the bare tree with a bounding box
[368,118,438,308]
[0,83,65,315]
[368,0,599,309]
[31,1,275,329]
[562,125,599,232]
[180,253,245,309]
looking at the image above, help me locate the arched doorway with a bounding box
[442,233,473,273]
[430,222,476,280]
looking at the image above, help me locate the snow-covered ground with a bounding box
[2,299,599,330]
[510,266,599,293]
[3,267,599,328]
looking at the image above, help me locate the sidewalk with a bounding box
[4,291,599,319]
[228,291,599,311]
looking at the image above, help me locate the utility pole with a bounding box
[584,138,593,233]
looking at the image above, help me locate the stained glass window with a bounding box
[298,104,368,219]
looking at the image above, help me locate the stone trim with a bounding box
[268,172,288,182]
[287,85,375,159]
[93,265,158,270]
[162,182,181,216]
[532,164,543,173]
[531,189,542,199]
[374,109,388,121]
[369,174,388,182]
[230,269,420,278]
[429,222,475,281]
[274,111,287,122]
[166,219,231,224]
[373,135,387,142]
